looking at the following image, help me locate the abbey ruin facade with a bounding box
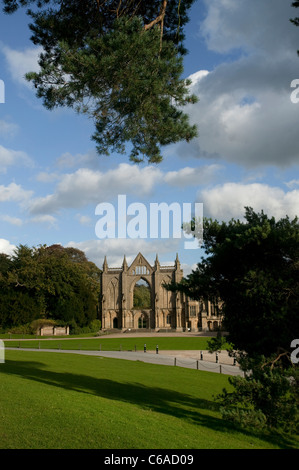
[100,253,222,332]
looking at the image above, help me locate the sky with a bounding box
[0,0,299,275]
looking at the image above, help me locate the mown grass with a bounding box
[0,332,96,340]
[0,350,297,449]
[4,336,219,351]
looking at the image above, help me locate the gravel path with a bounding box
[6,346,243,376]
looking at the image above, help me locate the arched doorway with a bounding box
[138,313,149,329]
[133,278,151,309]
[113,317,118,329]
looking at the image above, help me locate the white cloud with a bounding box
[76,214,92,226]
[201,0,297,56]
[181,65,299,167]
[36,172,60,183]
[198,182,299,221]
[285,179,299,189]
[30,215,58,227]
[0,182,33,202]
[28,161,224,216]
[0,145,33,172]
[176,0,299,168]
[66,238,180,270]
[188,70,209,85]
[182,262,198,277]
[164,164,222,187]
[0,215,23,226]
[0,119,19,138]
[1,44,42,88]
[0,239,16,256]
[29,164,163,215]
[55,149,100,169]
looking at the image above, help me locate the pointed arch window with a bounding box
[135,266,149,275]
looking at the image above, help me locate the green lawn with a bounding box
[0,350,297,449]
[4,336,217,351]
[0,332,96,340]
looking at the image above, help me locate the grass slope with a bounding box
[4,336,217,351]
[0,350,297,449]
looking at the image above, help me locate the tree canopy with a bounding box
[0,244,101,331]
[168,208,299,361]
[167,208,299,431]
[291,1,299,54]
[133,280,151,309]
[2,0,198,163]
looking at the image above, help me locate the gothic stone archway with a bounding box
[100,252,222,332]
[100,252,185,331]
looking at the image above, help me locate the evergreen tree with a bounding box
[1,0,198,163]
[167,208,299,431]
[170,208,299,359]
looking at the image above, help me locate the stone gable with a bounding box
[100,253,222,332]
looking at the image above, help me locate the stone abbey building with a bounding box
[100,253,222,332]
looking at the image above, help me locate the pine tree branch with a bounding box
[261,348,292,370]
[144,0,167,31]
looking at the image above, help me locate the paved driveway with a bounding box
[6,347,243,376]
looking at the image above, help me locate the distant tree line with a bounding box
[0,244,101,334]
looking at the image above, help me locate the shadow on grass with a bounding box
[1,359,296,449]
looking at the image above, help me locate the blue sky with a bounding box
[0,0,299,274]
